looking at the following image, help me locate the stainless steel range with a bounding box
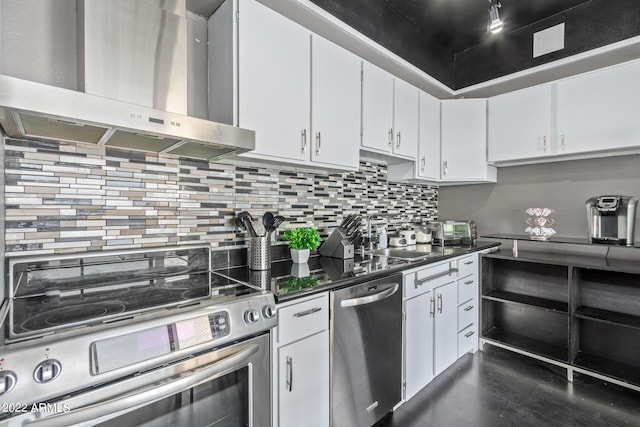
[0,245,276,427]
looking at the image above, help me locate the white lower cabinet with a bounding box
[433,280,459,375]
[403,259,459,400]
[402,253,481,402]
[456,254,480,357]
[404,285,434,401]
[273,293,329,427]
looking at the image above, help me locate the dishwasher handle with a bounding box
[340,283,399,308]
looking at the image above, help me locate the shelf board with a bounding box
[482,328,568,362]
[574,306,640,330]
[574,351,640,387]
[483,290,568,313]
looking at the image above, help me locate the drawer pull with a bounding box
[464,261,474,265]
[464,330,475,338]
[464,305,474,312]
[415,268,459,288]
[464,280,474,285]
[293,307,322,318]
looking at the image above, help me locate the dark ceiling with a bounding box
[309,0,640,89]
[381,0,593,54]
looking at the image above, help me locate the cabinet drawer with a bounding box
[458,300,477,332]
[406,261,455,299]
[457,254,477,278]
[278,294,328,346]
[458,276,477,304]
[458,324,478,356]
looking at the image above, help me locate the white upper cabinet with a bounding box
[393,79,420,159]
[556,60,640,156]
[210,0,360,170]
[441,99,496,182]
[311,35,361,169]
[361,62,418,160]
[488,84,553,163]
[417,91,441,180]
[235,0,310,163]
[361,62,394,152]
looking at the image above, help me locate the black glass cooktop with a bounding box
[8,245,261,340]
[214,254,413,300]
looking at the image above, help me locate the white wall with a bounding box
[438,155,640,241]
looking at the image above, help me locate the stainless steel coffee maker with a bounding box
[586,196,638,246]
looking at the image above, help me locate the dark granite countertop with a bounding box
[213,241,500,303]
[482,233,640,249]
[482,247,640,275]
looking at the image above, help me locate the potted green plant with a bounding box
[281,226,321,263]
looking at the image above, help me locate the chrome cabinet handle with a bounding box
[464,280,474,285]
[543,135,547,152]
[301,129,307,153]
[464,305,474,312]
[286,356,293,392]
[560,132,565,151]
[443,160,448,176]
[293,307,321,318]
[316,132,321,156]
[437,294,443,313]
[421,156,426,172]
[415,268,458,288]
[396,131,401,148]
[429,296,435,318]
[388,129,393,148]
[465,330,475,338]
[464,261,474,265]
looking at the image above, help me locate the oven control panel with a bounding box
[0,293,277,406]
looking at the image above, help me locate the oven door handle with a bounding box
[23,343,260,427]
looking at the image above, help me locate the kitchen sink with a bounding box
[364,248,440,261]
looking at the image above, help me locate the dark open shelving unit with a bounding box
[483,290,568,313]
[481,249,640,391]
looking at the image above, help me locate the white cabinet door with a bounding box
[393,78,419,159]
[441,99,489,181]
[557,60,640,155]
[362,62,394,152]
[237,0,310,162]
[417,91,441,180]
[404,290,434,401]
[278,331,330,427]
[311,35,361,169]
[488,84,553,162]
[433,280,459,375]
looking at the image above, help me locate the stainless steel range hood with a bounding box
[0,75,254,160]
[0,0,254,160]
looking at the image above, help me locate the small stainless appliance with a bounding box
[331,273,402,427]
[430,220,475,246]
[0,245,276,426]
[586,195,638,246]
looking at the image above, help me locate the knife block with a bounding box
[319,229,355,259]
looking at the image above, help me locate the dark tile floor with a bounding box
[374,346,640,427]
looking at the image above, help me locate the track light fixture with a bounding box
[488,0,504,34]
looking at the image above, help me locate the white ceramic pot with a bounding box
[290,248,310,263]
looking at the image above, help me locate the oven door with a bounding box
[3,334,270,427]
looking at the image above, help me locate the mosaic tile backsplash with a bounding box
[4,138,438,255]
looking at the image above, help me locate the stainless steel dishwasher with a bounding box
[330,273,403,427]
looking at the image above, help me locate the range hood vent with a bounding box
[0,75,254,160]
[0,0,254,160]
